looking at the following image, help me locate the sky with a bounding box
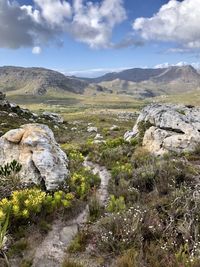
[0,0,200,77]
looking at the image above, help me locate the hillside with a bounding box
[0,66,106,96]
[82,65,200,98]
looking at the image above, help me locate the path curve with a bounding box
[32,160,111,267]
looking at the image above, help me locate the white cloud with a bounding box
[32,46,42,54]
[133,0,200,51]
[154,61,200,69]
[0,0,126,50]
[66,66,131,78]
[70,0,127,48]
[34,0,71,25]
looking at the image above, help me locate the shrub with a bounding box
[0,188,74,224]
[67,230,88,253]
[0,160,22,177]
[106,195,126,213]
[88,193,102,222]
[96,207,144,254]
[111,162,133,180]
[8,238,28,257]
[70,168,100,199]
[0,160,23,199]
[137,121,153,145]
[104,137,126,149]
[131,165,156,193]
[62,259,84,267]
[131,147,153,168]
[68,150,84,172]
[108,178,139,205]
[115,248,139,267]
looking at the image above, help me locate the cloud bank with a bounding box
[133,0,200,52]
[0,0,126,49]
[154,61,200,69]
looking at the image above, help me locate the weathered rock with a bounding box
[0,92,6,100]
[0,124,69,190]
[125,103,200,155]
[87,126,97,133]
[93,133,105,144]
[42,111,64,124]
[110,125,120,131]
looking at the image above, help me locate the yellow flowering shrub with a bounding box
[0,188,74,223]
[68,150,85,172]
[70,169,100,199]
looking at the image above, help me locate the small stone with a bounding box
[110,125,119,131]
[87,126,97,133]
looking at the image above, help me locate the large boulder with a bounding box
[0,124,69,190]
[125,103,200,155]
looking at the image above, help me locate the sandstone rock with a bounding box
[42,112,64,124]
[94,133,104,140]
[87,126,97,133]
[0,124,69,190]
[125,103,200,155]
[93,133,105,144]
[110,125,120,131]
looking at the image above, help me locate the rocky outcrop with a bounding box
[42,112,64,124]
[0,124,69,190]
[125,103,200,155]
[0,92,5,100]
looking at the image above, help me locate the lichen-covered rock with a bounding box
[42,112,64,124]
[0,124,69,190]
[125,103,200,155]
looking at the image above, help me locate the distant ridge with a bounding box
[80,65,200,98]
[82,65,200,84]
[0,66,104,95]
[0,65,200,99]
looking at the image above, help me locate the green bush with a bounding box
[111,162,133,180]
[107,195,126,213]
[88,193,102,222]
[62,259,84,267]
[0,188,74,223]
[0,160,22,177]
[67,230,88,253]
[0,160,23,199]
[70,168,100,199]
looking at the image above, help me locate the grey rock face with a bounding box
[42,111,64,124]
[0,124,69,190]
[125,103,200,155]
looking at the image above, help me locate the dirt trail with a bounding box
[32,160,111,267]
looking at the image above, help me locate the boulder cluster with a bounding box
[125,103,200,155]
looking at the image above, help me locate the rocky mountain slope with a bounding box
[1,65,200,99]
[0,66,106,96]
[82,65,200,98]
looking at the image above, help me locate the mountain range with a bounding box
[0,66,107,96]
[82,65,200,98]
[0,65,200,99]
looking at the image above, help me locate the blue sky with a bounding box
[0,0,200,77]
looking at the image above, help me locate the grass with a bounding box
[3,90,200,266]
[62,259,84,267]
[67,231,88,253]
